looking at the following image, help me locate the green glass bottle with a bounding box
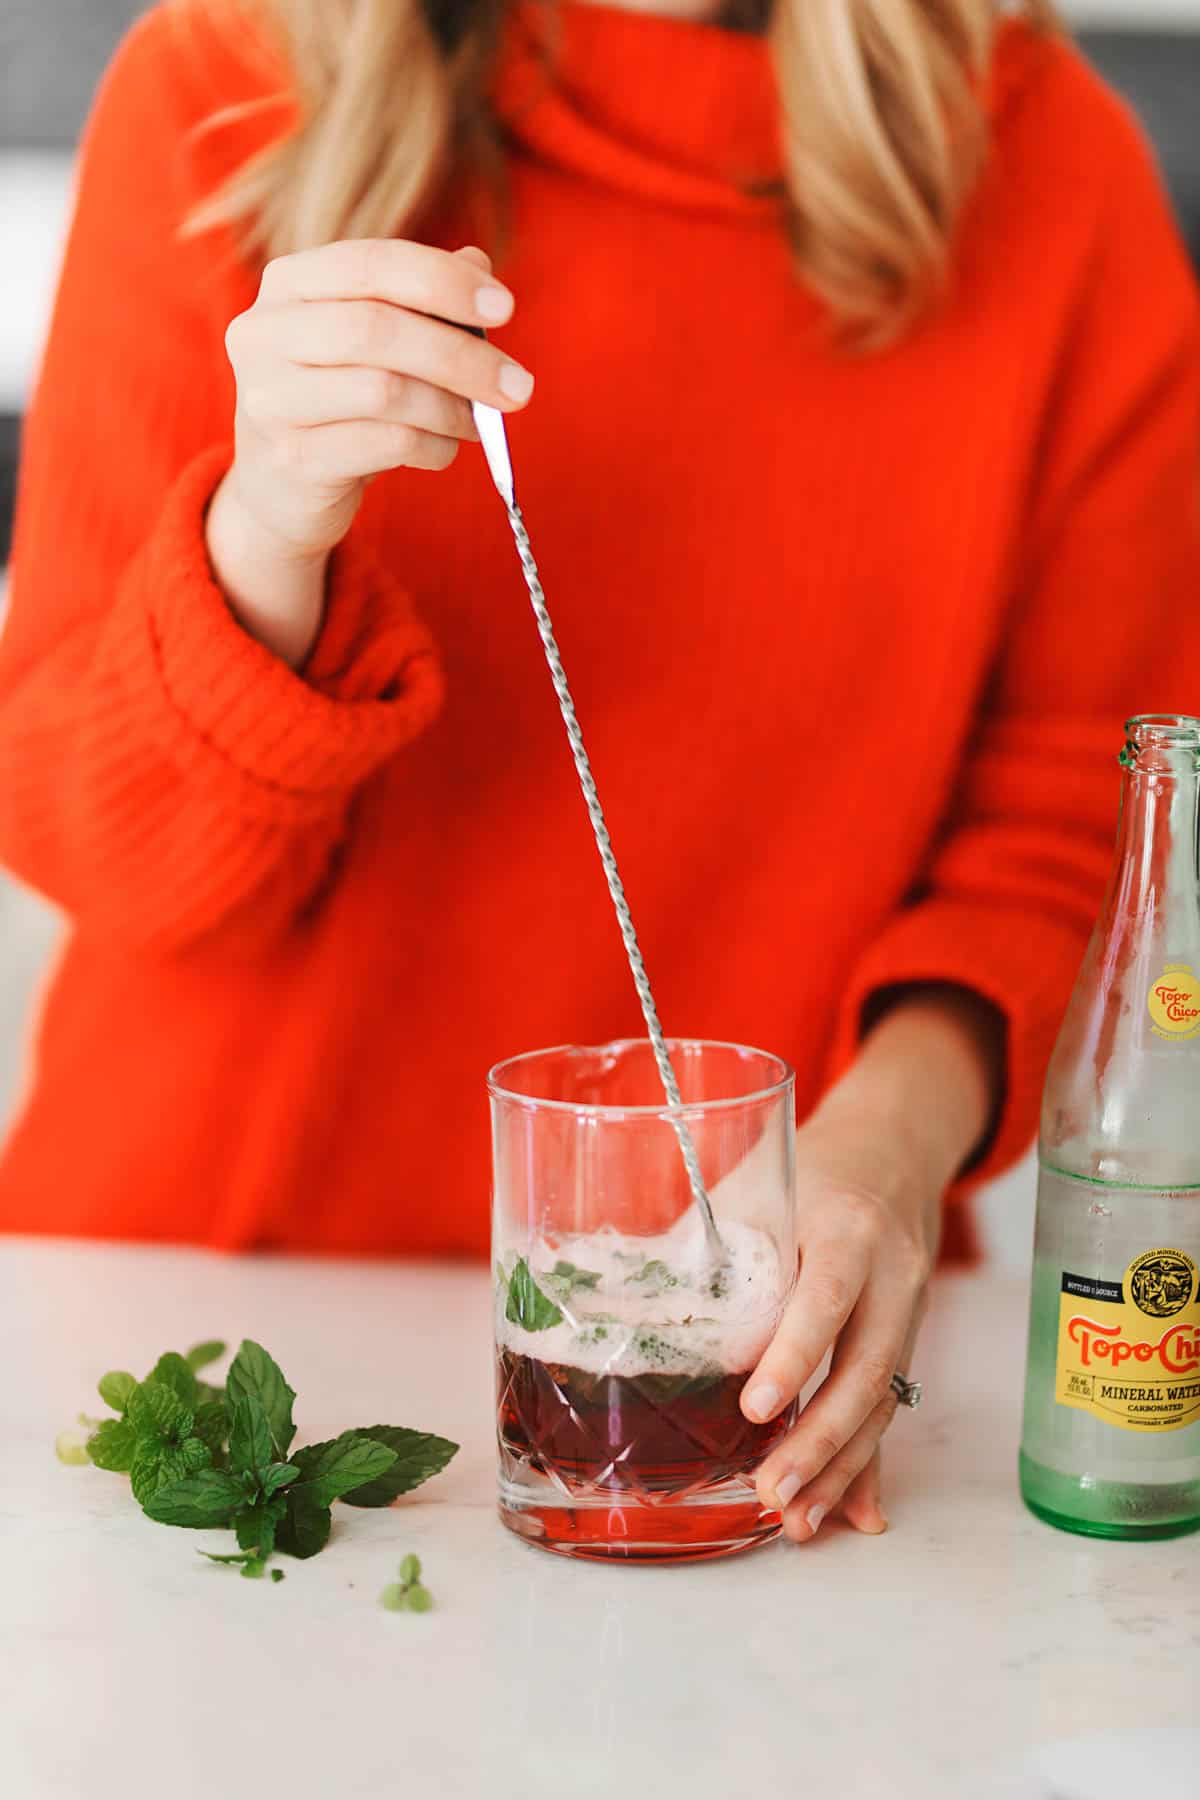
[1019,714,1200,1540]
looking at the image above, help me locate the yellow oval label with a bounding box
[1148,964,1200,1039]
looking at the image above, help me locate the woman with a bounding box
[1,0,1197,1544]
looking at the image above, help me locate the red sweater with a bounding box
[1,5,1197,1256]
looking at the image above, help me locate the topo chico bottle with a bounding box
[1019,714,1200,1540]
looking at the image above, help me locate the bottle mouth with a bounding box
[1120,714,1200,769]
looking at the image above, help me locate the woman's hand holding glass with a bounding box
[742,987,1004,1544]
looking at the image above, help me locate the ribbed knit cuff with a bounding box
[111,447,444,821]
[826,896,1086,1192]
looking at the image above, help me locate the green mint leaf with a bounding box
[87,1418,138,1473]
[225,1341,296,1458]
[405,1583,433,1613]
[192,1401,228,1456]
[234,1495,286,1559]
[270,1568,285,1584]
[505,1258,564,1332]
[181,1436,212,1475]
[131,1441,208,1507]
[97,1371,138,1414]
[287,1433,397,1509]
[544,1260,602,1299]
[399,1553,421,1584]
[126,1380,190,1442]
[228,1394,273,1480]
[145,1353,199,1411]
[261,1462,299,1500]
[143,1468,243,1527]
[275,1488,331,1560]
[339,1427,459,1508]
[380,1583,408,1611]
[199,1550,257,1566]
[241,1558,267,1580]
[195,1380,225,1408]
[184,1341,226,1374]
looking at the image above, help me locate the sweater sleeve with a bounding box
[827,91,1200,1188]
[0,13,444,955]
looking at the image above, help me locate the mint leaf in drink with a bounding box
[185,1341,226,1374]
[144,1469,243,1527]
[338,1427,458,1507]
[505,1258,564,1331]
[225,1341,296,1459]
[625,1259,678,1294]
[275,1488,332,1560]
[145,1353,199,1410]
[543,1260,602,1302]
[87,1418,138,1473]
[228,1394,273,1480]
[97,1371,138,1414]
[288,1433,397,1508]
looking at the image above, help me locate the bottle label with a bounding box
[1055,1248,1200,1432]
[1147,963,1200,1040]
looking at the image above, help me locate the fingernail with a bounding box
[806,1503,827,1537]
[775,1471,802,1509]
[475,285,513,324]
[498,362,534,403]
[744,1382,781,1422]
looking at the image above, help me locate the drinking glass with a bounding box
[491,1039,797,1562]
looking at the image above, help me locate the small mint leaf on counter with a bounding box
[380,1583,408,1611]
[225,1341,296,1459]
[97,1372,138,1414]
[399,1553,421,1585]
[184,1341,226,1374]
[56,1429,91,1466]
[270,1568,285,1583]
[199,1550,257,1566]
[339,1428,458,1507]
[505,1258,564,1332]
[405,1583,433,1613]
[87,1418,138,1473]
[143,1469,243,1527]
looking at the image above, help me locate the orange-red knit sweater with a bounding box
[1,4,1198,1257]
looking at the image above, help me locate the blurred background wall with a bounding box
[1,1,1198,1259]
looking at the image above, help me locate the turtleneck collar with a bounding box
[492,0,785,216]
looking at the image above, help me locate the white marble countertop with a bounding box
[2,1239,1196,1800]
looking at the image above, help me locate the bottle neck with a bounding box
[1106,727,1200,937]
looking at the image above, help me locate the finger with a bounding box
[775,1395,896,1543]
[288,420,460,481]
[455,244,493,274]
[246,366,478,439]
[754,1270,911,1496]
[259,237,514,328]
[262,302,534,411]
[838,1450,888,1536]
[740,1232,872,1423]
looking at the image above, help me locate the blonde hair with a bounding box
[185,0,1060,338]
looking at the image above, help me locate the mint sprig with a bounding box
[69,1337,458,1585]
